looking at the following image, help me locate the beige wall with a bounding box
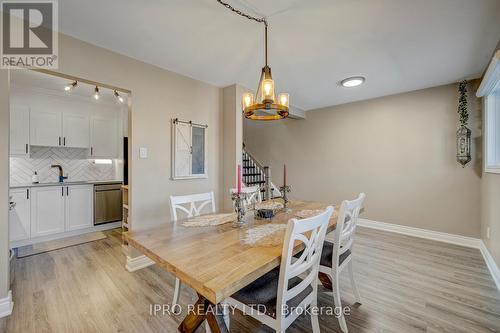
[244,84,482,237]
[222,85,244,210]
[0,70,10,299]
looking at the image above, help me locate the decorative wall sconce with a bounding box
[456,80,471,167]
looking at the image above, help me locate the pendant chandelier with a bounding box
[217,0,289,120]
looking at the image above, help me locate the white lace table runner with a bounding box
[254,200,284,211]
[294,209,325,219]
[182,213,237,227]
[242,224,287,247]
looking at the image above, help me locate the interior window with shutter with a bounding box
[172,119,208,179]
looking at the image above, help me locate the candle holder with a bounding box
[279,185,291,212]
[231,192,247,227]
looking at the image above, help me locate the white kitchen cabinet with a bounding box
[91,115,118,158]
[10,105,30,156]
[9,188,31,242]
[30,186,65,238]
[62,113,90,148]
[30,109,62,147]
[65,185,93,231]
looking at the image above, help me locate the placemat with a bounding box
[182,213,237,227]
[241,224,287,247]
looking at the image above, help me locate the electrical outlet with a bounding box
[486,227,491,239]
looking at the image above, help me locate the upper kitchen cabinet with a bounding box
[30,107,62,147]
[10,104,30,156]
[29,95,91,148]
[91,114,119,158]
[11,85,123,156]
[62,113,90,148]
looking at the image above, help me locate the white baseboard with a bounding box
[125,255,155,272]
[358,218,500,292]
[479,242,500,291]
[358,218,482,248]
[0,291,13,318]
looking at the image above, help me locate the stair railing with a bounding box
[242,148,280,200]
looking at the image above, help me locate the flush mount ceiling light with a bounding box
[64,81,77,91]
[93,86,100,100]
[217,0,289,121]
[114,90,124,103]
[341,76,366,88]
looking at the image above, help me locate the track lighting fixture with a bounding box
[114,90,124,103]
[93,86,100,100]
[64,81,77,91]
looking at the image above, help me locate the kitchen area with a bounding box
[8,69,129,252]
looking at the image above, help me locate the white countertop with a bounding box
[10,180,123,189]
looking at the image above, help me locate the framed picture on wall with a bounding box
[171,118,208,180]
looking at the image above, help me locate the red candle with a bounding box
[237,164,242,194]
[283,164,287,186]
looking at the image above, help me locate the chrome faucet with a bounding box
[51,164,68,183]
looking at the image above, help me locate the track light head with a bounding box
[64,81,77,92]
[114,90,124,103]
[93,86,100,100]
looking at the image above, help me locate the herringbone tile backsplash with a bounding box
[10,146,119,185]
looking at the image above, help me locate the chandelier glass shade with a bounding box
[240,28,289,120]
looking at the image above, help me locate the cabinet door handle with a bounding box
[59,137,61,146]
[62,187,64,196]
[25,144,28,154]
[26,189,29,200]
[91,147,93,156]
[66,187,69,196]
[63,137,66,146]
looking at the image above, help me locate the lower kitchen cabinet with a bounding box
[30,186,65,238]
[10,184,109,245]
[66,185,93,231]
[9,188,31,242]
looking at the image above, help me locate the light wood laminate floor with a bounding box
[1,227,499,333]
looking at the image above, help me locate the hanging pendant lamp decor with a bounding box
[217,0,289,120]
[456,80,471,167]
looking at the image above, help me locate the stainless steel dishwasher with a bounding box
[94,183,123,225]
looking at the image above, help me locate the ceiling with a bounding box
[58,0,500,110]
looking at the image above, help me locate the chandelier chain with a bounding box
[216,0,268,27]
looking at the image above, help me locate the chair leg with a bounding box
[221,300,230,328]
[348,260,361,304]
[333,273,348,333]
[173,278,181,306]
[310,300,320,333]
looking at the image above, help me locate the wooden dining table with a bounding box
[123,200,338,333]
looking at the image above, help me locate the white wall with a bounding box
[244,83,482,237]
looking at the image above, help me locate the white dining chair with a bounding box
[229,186,262,209]
[226,206,334,332]
[169,191,216,306]
[319,193,365,333]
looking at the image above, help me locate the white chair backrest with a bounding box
[229,186,262,208]
[332,193,365,263]
[277,206,333,323]
[169,192,216,221]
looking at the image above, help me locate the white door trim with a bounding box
[0,290,13,318]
